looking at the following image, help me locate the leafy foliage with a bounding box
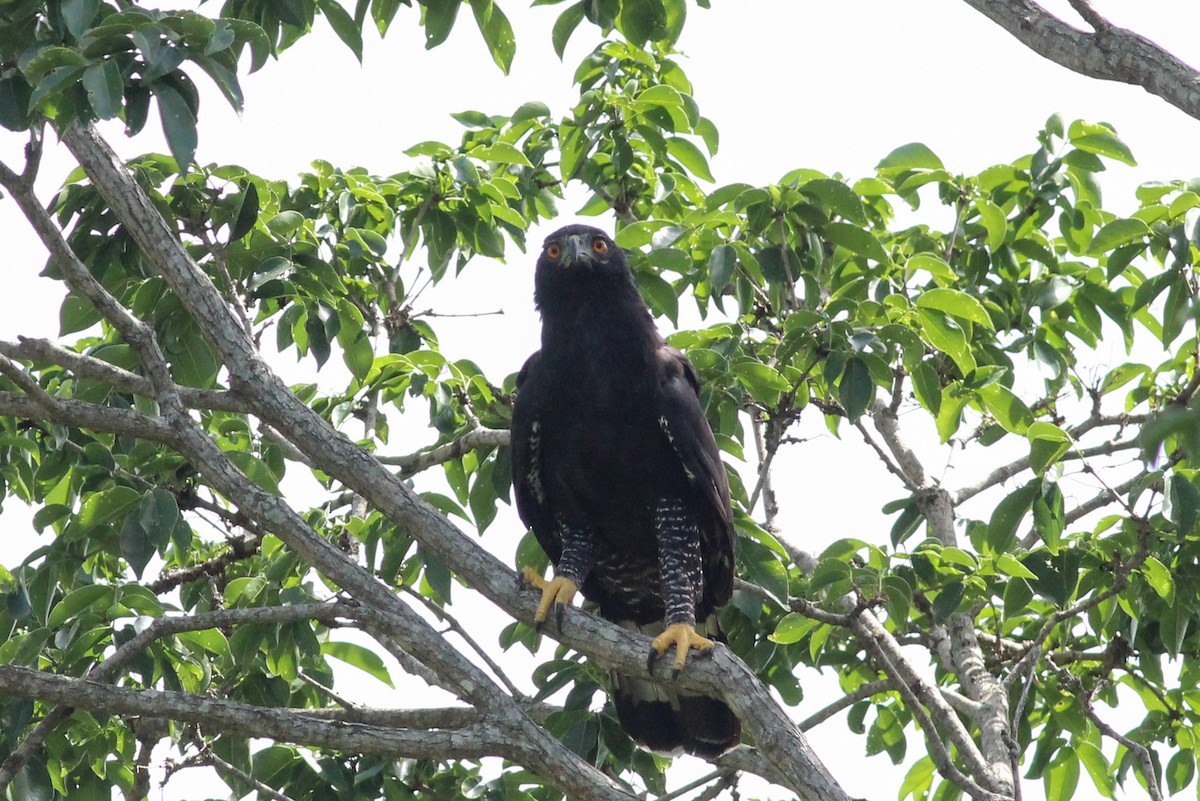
[2,2,1200,801]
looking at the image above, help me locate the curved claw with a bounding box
[647,622,715,677]
[522,566,578,632]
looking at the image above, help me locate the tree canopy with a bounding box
[1,2,1200,801]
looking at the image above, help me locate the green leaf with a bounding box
[154,82,197,170]
[839,356,873,422]
[81,60,122,119]
[323,641,395,686]
[1071,133,1136,166]
[732,361,790,405]
[906,252,956,283]
[60,295,102,335]
[1044,751,1080,801]
[666,136,714,182]
[62,0,99,37]
[229,182,259,241]
[915,288,993,329]
[1141,556,1174,602]
[227,451,282,495]
[911,360,941,416]
[768,612,820,644]
[823,222,889,264]
[916,309,976,375]
[76,486,140,531]
[551,1,585,59]
[996,553,1036,580]
[423,0,461,48]
[636,272,678,324]
[978,383,1033,435]
[48,585,114,628]
[708,243,735,294]
[975,198,1007,250]
[801,178,867,224]
[876,142,943,173]
[318,0,364,61]
[1167,472,1200,536]
[471,142,531,166]
[1027,422,1072,476]
[120,514,154,577]
[139,488,180,549]
[1075,741,1114,798]
[987,480,1038,553]
[470,0,515,73]
[1087,218,1149,255]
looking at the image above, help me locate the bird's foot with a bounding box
[647,622,715,678]
[522,566,578,632]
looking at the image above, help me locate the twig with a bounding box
[856,419,917,492]
[401,585,528,700]
[377,428,510,477]
[798,679,894,731]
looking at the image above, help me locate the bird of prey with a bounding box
[511,223,740,757]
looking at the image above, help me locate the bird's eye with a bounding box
[546,243,562,260]
[592,238,608,254]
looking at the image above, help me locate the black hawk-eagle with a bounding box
[511,223,740,757]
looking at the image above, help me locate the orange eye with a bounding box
[546,242,562,259]
[592,238,608,254]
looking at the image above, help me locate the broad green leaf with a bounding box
[987,480,1038,553]
[1027,422,1072,476]
[551,1,585,59]
[823,222,889,264]
[1087,218,1149,255]
[1075,742,1114,798]
[423,0,460,48]
[996,553,1037,580]
[1142,556,1174,601]
[916,309,976,375]
[1167,472,1200,536]
[81,61,122,119]
[318,0,364,61]
[154,82,197,170]
[978,383,1033,435]
[120,514,154,577]
[906,252,956,283]
[1044,751,1080,801]
[470,0,515,73]
[472,142,531,166]
[323,641,395,687]
[48,585,114,628]
[732,361,790,404]
[666,136,714,182]
[708,243,735,294]
[1071,133,1136,166]
[75,486,140,531]
[839,356,873,422]
[974,199,1007,250]
[876,142,943,173]
[802,179,867,225]
[768,612,820,644]
[915,288,993,329]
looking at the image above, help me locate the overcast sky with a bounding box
[1,2,1199,799]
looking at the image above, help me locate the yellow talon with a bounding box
[649,622,715,674]
[522,567,578,630]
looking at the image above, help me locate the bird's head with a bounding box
[538,224,620,273]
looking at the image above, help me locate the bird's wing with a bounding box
[510,351,561,561]
[656,346,735,603]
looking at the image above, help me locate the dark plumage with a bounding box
[511,223,740,757]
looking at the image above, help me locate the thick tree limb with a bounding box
[0,665,511,760]
[961,0,1200,123]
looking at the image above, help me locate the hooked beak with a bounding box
[560,234,593,267]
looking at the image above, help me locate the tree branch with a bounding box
[961,0,1200,123]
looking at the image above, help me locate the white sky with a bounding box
[2,1,1199,799]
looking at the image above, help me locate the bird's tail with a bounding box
[610,614,741,758]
